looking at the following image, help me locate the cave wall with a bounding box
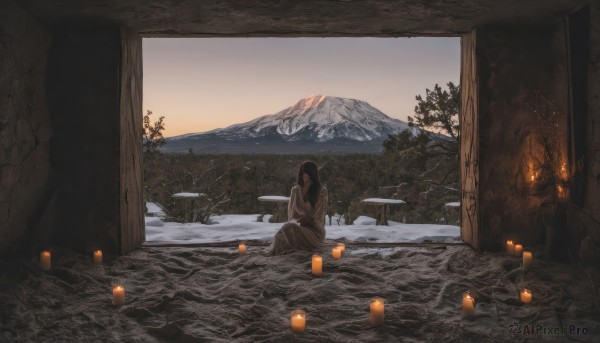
[0,0,144,256]
[46,24,124,255]
[589,0,600,237]
[576,2,600,261]
[0,1,53,255]
[476,23,570,250]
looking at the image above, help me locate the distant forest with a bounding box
[144,148,459,225]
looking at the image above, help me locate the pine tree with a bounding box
[143,110,166,155]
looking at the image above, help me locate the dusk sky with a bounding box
[143,38,460,138]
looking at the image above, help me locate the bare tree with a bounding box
[164,158,230,224]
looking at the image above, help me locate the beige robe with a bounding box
[269,185,328,255]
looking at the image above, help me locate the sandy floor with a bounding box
[1,244,599,342]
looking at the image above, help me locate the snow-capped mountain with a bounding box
[164,95,412,154]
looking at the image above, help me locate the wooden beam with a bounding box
[119,28,145,254]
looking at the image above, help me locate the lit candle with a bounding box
[520,288,532,304]
[557,184,568,201]
[112,284,126,306]
[522,251,533,270]
[238,242,246,255]
[290,309,306,333]
[514,244,523,256]
[369,297,385,326]
[462,291,476,317]
[312,254,322,277]
[40,250,51,271]
[93,250,103,264]
[560,163,567,179]
[332,247,342,261]
[506,240,515,256]
[337,243,346,257]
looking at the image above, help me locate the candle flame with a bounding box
[373,299,383,305]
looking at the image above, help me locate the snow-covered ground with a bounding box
[145,214,461,244]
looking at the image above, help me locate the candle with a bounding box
[523,251,533,270]
[112,284,126,306]
[520,288,532,304]
[290,309,306,333]
[40,250,51,271]
[514,244,523,256]
[462,291,476,317]
[337,243,346,257]
[332,247,342,261]
[369,297,385,326]
[312,254,322,277]
[93,250,103,264]
[506,240,515,256]
[239,242,246,255]
[557,184,568,201]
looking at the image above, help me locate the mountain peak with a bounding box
[169,95,410,145]
[292,95,328,113]
[232,95,408,142]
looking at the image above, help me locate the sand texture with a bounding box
[1,245,599,342]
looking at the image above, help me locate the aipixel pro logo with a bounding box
[509,322,589,336]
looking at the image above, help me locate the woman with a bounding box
[269,161,328,255]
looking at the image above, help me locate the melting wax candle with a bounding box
[290,309,306,333]
[93,250,103,264]
[370,297,385,326]
[40,250,51,271]
[522,251,533,270]
[462,291,476,317]
[312,254,322,277]
[506,240,515,256]
[337,243,346,257]
[514,244,523,256]
[332,247,342,261]
[520,288,532,304]
[112,284,126,306]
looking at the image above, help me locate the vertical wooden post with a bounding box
[119,28,144,254]
[460,29,480,249]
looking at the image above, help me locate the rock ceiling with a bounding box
[20,0,586,36]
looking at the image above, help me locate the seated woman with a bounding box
[269,161,328,255]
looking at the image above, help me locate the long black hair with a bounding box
[297,160,322,208]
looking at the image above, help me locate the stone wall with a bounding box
[0,1,53,255]
[46,25,122,254]
[589,0,600,231]
[476,23,570,250]
[578,2,600,262]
